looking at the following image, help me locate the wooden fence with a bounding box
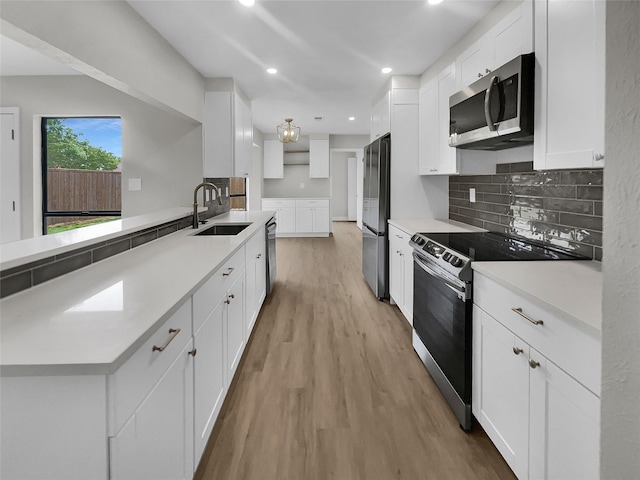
[47,168,121,226]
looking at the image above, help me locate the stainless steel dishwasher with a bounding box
[266,217,277,294]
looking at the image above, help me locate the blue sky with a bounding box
[62,117,122,158]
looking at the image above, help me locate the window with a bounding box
[42,117,122,234]
[229,177,247,210]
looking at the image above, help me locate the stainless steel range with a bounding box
[409,231,588,431]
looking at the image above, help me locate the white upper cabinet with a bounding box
[309,135,330,178]
[204,91,253,178]
[534,0,605,170]
[370,91,391,141]
[263,139,284,179]
[456,1,533,89]
[419,63,459,175]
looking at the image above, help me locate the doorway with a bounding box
[330,148,363,229]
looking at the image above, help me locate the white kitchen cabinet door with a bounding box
[529,350,600,480]
[388,230,403,310]
[418,76,439,175]
[225,274,245,385]
[475,308,530,480]
[277,207,296,234]
[311,207,330,233]
[309,137,330,178]
[204,91,253,178]
[295,207,313,233]
[371,91,391,140]
[263,139,284,178]
[245,236,266,339]
[534,0,605,170]
[109,342,194,480]
[456,37,490,89]
[193,299,226,466]
[401,238,413,322]
[490,1,533,70]
[436,63,458,175]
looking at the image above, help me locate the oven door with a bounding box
[412,251,472,408]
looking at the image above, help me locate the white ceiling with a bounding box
[1,0,499,136]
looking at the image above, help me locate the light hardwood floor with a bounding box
[195,221,516,480]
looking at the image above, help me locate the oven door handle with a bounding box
[413,252,468,298]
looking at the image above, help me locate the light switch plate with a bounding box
[469,188,476,203]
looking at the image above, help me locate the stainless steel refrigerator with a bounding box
[362,133,391,300]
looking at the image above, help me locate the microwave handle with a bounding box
[484,75,499,131]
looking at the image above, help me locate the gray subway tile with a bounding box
[483,193,510,204]
[0,257,53,278]
[158,223,179,238]
[132,229,158,248]
[594,247,603,261]
[559,170,603,186]
[594,201,603,216]
[509,161,534,173]
[577,186,603,200]
[559,212,603,231]
[1,271,32,298]
[33,252,92,285]
[543,198,593,215]
[92,239,131,262]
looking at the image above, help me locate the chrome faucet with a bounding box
[193,181,223,228]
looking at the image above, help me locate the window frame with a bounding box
[41,117,122,235]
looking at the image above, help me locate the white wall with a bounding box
[1,75,202,238]
[0,0,204,122]
[600,1,640,477]
[263,165,329,198]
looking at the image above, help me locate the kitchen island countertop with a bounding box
[0,210,275,377]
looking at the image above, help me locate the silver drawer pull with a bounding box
[188,348,198,357]
[152,328,181,352]
[513,347,523,355]
[223,267,235,277]
[529,359,540,369]
[511,307,543,325]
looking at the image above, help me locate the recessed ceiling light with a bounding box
[381,67,392,74]
[266,67,277,74]
[239,0,255,7]
[348,117,356,121]
[428,0,444,5]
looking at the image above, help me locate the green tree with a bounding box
[46,118,121,171]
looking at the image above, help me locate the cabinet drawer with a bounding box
[108,299,192,435]
[245,226,266,260]
[193,246,245,333]
[262,199,295,209]
[474,273,601,395]
[296,199,329,208]
[389,224,409,241]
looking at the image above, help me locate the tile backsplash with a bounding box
[202,178,231,218]
[449,161,603,260]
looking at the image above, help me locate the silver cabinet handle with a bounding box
[529,359,540,369]
[224,293,235,304]
[477,72,483,78]
[513,347,523,355]
[152,328,181,352]
[511,307,543,325]
[594,153,605,161]
[188,348,198,357]
[222,267,235,277]
[256,253,262,259]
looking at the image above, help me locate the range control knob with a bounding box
[450,256,463,267]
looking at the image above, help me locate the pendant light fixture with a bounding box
[276,118,301,143]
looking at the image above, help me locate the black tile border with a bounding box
[0,215,193,299]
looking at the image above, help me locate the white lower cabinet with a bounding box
[388,224,413,324]
[262,198,330,236]
[225,273,245,383]
[193,299,226,464]
[245,228,267,339]
[109,340,194,480]
[473,273,600,480]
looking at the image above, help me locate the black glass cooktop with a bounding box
[420,232,588,262]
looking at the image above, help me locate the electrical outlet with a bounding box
[128,178,142,191]
[469,188,476,203]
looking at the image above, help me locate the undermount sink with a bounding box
[194,223,252,236]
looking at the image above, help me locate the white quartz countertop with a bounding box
[389,218,487,235]
[0,211,275,376]
[0,207,200,271]
[472,260,603,335]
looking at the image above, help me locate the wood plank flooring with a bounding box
[195,221,516,480]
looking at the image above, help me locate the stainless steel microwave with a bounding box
[449,53,534,151]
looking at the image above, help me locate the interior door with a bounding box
[1,108,20,243]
